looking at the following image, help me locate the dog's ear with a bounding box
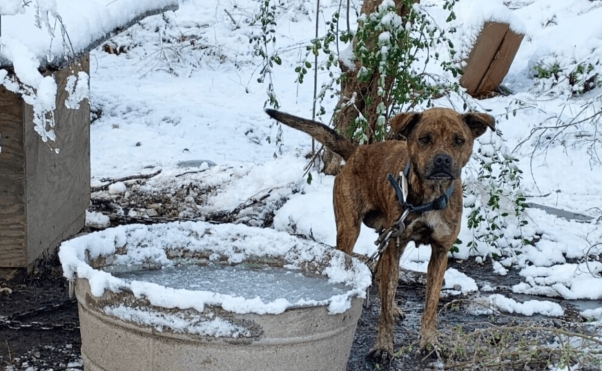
[389,112,421,139]
[463,112,495,139]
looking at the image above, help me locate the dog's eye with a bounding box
[454,137,465,146]
[419,135,431,145]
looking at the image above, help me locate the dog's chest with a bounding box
[405,210,452,243]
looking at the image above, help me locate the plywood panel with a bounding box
[24,55,90,264]
[0,86,28,267]
[477,29,524,94]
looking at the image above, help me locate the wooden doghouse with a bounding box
[0,57,90,267]
[0,2,178,268]
[460,22,524,97]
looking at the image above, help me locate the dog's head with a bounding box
[389,108,495,181]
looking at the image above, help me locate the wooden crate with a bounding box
[460,22,524,97]
[0,55,90,267]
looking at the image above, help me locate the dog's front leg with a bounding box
[419,242,449,349]
[366,240,403,369]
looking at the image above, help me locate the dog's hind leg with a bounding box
[333,179,362,255]
[333,207,361,255]
[419,242,449,349]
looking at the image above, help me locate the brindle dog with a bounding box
[266,108,495,368]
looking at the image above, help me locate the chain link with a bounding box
[367,209,410,269]
[0,298,79,331]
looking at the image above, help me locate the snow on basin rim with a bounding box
[59,221,371,315]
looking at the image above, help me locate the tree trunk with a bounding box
[322,0,419,175]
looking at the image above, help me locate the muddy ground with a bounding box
[2,252,600,371]
[1,176,600,370]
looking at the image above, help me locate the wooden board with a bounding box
[460,22,524,97]
[476,29,524,94]
[23,55,91,264]
[0,86,28,267]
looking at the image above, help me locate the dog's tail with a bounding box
[265,109,357,160]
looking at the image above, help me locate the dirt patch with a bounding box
[0,256,82,370]
[88,169,292,229]
[2,255,600,371]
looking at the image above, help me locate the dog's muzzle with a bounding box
[427,154,454,180]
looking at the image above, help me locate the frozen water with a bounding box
[114,263,349,304]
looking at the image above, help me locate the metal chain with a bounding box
[367,209,410,269]
[0,298,79,331]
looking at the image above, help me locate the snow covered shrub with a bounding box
[345,0,461,142]
[292,0,462,143]
[531,59,601,97]
[462,130,531,261]
[527,2,602,98]
[515,93,602,167]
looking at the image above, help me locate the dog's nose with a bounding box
[434,154,452,167]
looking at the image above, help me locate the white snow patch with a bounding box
[1,0,179,65]
[108,182,127,194]
[473,294,564,316]
[513,263,602,300]
[493,261,508,276]
[339,44,355,71]
[581,307,602,321]
[85,211,110,229]
[0,0,26,15]
[443,268,479,294]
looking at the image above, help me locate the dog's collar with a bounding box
[387,163,455,214]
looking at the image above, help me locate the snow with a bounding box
[0,0,179,68]
[85,210,110,229]
[443,268,479,294]
[0,0,178,149]
[513,262,602,300]
[108,182,127,195]
[447,0,527,66]
[42,0,601,329]
[0,0,26,16]
[581,307,602,321]
[472,294,564,317]
[102,305,251,337]
[493,261,508,276]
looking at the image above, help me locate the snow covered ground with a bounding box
[2,0,602,369]
[3,0,601,331]
[79,0,602,319]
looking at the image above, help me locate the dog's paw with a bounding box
[418,329,440,350]
[365,349,392,370]
[419,334,442,360]
[420,343,443,361]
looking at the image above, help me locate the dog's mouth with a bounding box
[427,172,454,181]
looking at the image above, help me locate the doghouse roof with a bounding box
[0,0,178,70]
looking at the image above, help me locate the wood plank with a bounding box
[24,55,91,264]
[477,28,525,94]
[0,86,28,267]
[459,22,510,96]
